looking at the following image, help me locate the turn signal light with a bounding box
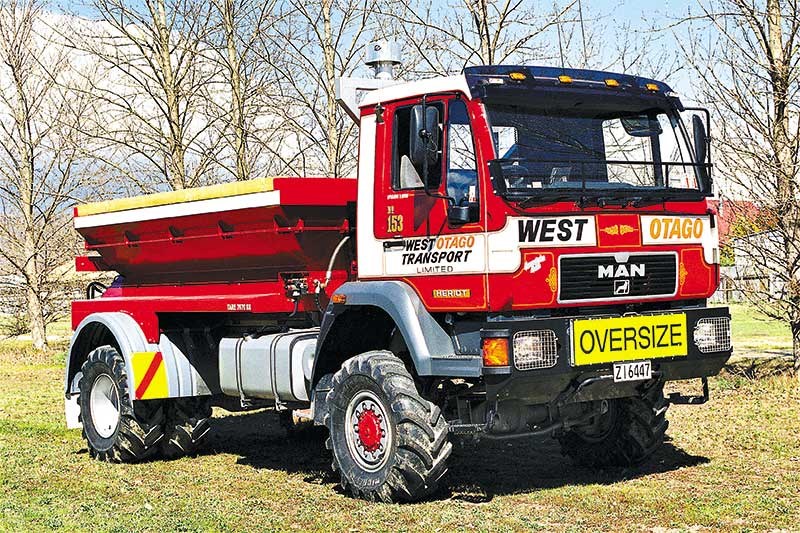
[482,337,509,367]
[331,293,347,304]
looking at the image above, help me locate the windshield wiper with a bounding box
[515,194,576,208]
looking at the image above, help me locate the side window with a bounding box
[446,99,478,206]
[392,103,443,190]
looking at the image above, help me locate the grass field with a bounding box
[0,307,798,531]
[725,304,794,358]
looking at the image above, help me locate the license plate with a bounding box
[613,361,652,382]
[572,313,688,366]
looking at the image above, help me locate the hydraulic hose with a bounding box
[319,235,351,290]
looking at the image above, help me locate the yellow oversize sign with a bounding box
[573,313,688,366]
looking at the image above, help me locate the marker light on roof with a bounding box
[487,77,505,85]
[558,75,573,84]
[508,71,527,81]
[666,91,680,98]
[605,79,620,87]
[645,83,659,91]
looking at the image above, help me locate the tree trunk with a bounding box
[223,0,249,181]
[792,322,800,377]
[23,230,47,350]
[321,0,338,177]
[25,281,47,351]
[154,0,187,189]
[11,37,48,351]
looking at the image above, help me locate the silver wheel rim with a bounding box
[344,390,392,472]
[90,374,120,439]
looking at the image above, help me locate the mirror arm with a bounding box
[419,94,456,206]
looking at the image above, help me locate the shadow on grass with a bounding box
[206,409,709,503]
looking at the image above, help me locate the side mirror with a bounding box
[447,204,471,225]
[692,114,711,191]
[692,114,707,164]
[409,104,440,176]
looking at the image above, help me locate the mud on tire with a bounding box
[324,351,452,503]
[79,346,164,462]
[559,382,669,467]
[161,397,213,459]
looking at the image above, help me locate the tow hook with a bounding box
[668,376,709,405]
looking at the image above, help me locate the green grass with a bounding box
[0,306,796,531]
[1,343,799,531]
[723,304,793,358]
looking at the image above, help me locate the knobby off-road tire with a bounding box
[79,346,164,462]
[324,351,452,502]
[559,383,669,467]
[161,397,213,459]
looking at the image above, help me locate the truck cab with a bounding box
[314,64,731,496]
[324,64,729,381]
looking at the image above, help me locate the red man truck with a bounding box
[65,46,732,502]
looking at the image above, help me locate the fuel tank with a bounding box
[218,329,318,403]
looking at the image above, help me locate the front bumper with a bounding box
[480,306,732,405]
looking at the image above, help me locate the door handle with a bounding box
[383,240,405,251]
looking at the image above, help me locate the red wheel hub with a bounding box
[356,408,383,452]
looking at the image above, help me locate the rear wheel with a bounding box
[79,346,164,462]
[161,397,213,459]
[324,351,452,502]
[559,384,669,467]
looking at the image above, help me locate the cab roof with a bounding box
[463,65,675,96]
[357,65,677,111]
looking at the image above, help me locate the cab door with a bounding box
[373,94,487,311]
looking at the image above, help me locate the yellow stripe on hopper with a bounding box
[75,177,275,217]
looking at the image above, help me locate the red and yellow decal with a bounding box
[596,214,641,248]
[511,251,557,308]
[131,351,168,400]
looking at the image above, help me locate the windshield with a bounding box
[486,102,706,198]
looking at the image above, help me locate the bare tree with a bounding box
[388,0,578,76]
[678,0,800,374]
[204,0,304,180]
[63,0,219,191]
[0,0,93,348]
[257,0,380,177]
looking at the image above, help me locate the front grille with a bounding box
[559,253,677,302]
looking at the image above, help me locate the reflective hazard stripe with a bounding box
[131,351,168,400]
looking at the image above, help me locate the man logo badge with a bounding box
[614,279,631,295]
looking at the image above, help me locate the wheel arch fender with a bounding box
[65,313,151,400]
[310,281,478,389]
[65,313,203,425]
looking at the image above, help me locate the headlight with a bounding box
[513,330,558,370]
[694,317,732,353]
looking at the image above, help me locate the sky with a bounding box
[573,0,708,102]
[593,0,698,22]
[56,0,709,103]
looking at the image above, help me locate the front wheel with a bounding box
[559,383,669,467]
[324,351,452,502]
